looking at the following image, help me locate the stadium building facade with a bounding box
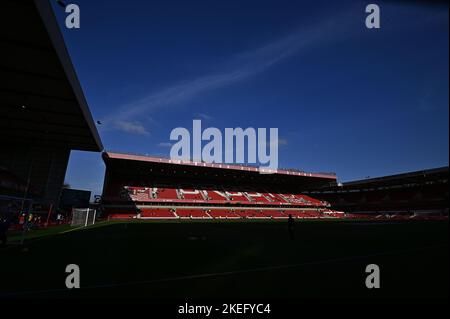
[0,0,102,211]
[307,167,449,217]
[101,152,449,221]
[101,152,339,219]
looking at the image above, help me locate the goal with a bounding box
[71,208,96,227]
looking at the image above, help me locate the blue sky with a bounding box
[52,0,449,196]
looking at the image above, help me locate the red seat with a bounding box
[235,210,268,218]
[207,209,239,218]
[262,210,286,218]
[224,190,250,202]
[140,208,176,218]
[154,187,179,200]
[203,189,229,201]
[244,192,272,203]
[176,209,210,218]
[178,188,205,200]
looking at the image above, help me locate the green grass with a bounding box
[0,219,448,298]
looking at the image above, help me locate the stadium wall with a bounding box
[0,143,70,205]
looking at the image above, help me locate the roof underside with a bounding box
[103,152,337,189]
[0,0,102,151]
[341,167,449,190]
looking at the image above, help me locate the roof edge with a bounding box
[34,0,103,152]
[103,151,338,180]
[343,166,449,186]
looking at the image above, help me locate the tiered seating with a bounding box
[140,208,176,218]
[105,207,449,221]
[261,210,286,218]
[323,210,345,218]
[125,186,152,201]
[264,192,287,203]
[176,209,210,218]
[345,213,377,219]
[283,211,304,218]
[106,208,138,219]
[278,194,302,204]
[111,184,329,207]
[178,187,205,200]
[224,190,250,202]
[234,209,268,218]
[298,195,325,206]
[244,192,272,203]
[305,210,323,217]
[279,194,320,206]
[104,182,335,220]
[206,209,239,218]
[154,187,179,200]
[282,210,324,218]
[203,189,229,201]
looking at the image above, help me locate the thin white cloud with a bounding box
[195,113,214,121]
[278,138,288,146]
[113,120,150,136]
[102,9,358,134]
[157,142,173,148]
[268,138,288,148]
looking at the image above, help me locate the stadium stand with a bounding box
[0,0,103,227]
[223,189,250,202]
[175,209,210,218]
[245,192,272,203]
[204,189,230,201]
[178,187,205,200]
[154,186,180,200]
[101,152,338,220]
[206,209,240,219]
[306,167,449,220]
[235,209,269,218]
[262,210,286,218]
[100,152,448,221]
[140,208,176,218]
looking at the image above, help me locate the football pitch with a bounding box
[0,219,448,298]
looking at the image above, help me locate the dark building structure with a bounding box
[0,0,102,207]
[100,151,337,219]
[306,167,449,215]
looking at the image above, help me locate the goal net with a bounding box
[71,208,96,227]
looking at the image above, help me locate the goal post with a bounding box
[71,208,96,227]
